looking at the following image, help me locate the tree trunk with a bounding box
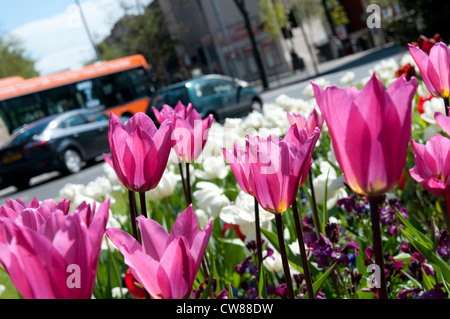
[233,0,269,90]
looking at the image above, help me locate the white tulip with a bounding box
[195,155,230,180]
[420,97,445,125]
[312,161,347,210]
[146,169,181,201]
[193,181,230,219]
[220,190,274,243]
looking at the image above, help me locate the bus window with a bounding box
[0,107,10,144]
[3,93,44,131]
[75,80,102,109]
[97,72,133,107]
[40,85,80,115]
[127,68,152,98]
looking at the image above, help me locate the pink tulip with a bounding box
[106,204,212,299]
[435,112,450,136]
[287,109,324,136]
[410,134,450,196]
[222,142,254,196]
[246,125,320,214]
[0,198,109,299]
[410,112,450,197]
[408,42,450,99]
[104,112,173,192]
[153,101,214,162]
[312,74,417,196]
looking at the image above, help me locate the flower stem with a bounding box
[139,192,148,218]
[292,198,315,299]
[368,195,388,299]
[185,162,193,205]
[444,97,449,116]
[128,190,139,241]
[254,197,264,269]
[274,213,295,299]
[308,169,321,237]
[179,162,190,206]
[443,194,450,232]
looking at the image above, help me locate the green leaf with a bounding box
[304,262,336,299]
[228,283,234,299]
[258,266,267,299]
[396,209,450,284]
[395,209,433,250]
[201,256,215,299]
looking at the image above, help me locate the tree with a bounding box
[233,0,269,90]
[384,0,450,44]
[0,35,38,79]
[96,0,177,86]
[258,0,287,38]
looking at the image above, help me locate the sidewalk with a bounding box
[252,42,409,93]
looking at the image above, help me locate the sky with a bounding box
[0,0,152,76]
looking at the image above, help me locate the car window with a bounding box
[7,120,51,146]
[194,79,235,98]
[211,79,235,94]
[59,114,88,128]
[194,82,215,97]
[166,87,190,105]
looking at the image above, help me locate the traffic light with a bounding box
[287,9,298,28]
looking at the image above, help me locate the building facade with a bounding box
[156,0,330,83]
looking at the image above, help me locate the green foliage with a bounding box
[0,35,38,79]
[258,0,288,38]
[95,0,176,86]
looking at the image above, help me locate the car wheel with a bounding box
[251,99,263,113]
[62,148,82,174]
[13,176,30,190]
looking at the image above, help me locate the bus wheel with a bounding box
[62,148,82,174]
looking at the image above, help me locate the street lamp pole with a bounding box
[74,0,101,61]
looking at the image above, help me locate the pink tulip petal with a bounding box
[136,215,169,260]
[10,224,69,298]
[222,144,253,195]
[190,218,213,272]
[168,205,199,247]
[409,43,439,95]
[435,112,450,136]
[159,237,193,299]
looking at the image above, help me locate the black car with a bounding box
[0,109,116,189]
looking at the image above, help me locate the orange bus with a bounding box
[0,54,154,142]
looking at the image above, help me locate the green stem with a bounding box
[368,195,388,299]
[186,162,193,205]
[128,190,139,242]
[443,194,450,232]
[444,97,449,117]
[275,213,295,299]
[308,169,321,237]
[139,192,148,218]
[254,197,264,270]
[178,162,190,206]
[292,198,315,299]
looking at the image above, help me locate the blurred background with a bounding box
[1,0,449,89]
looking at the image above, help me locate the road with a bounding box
[0,44,410,205]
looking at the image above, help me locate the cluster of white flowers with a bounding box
[219,190,275,243]
[58,164,122,208]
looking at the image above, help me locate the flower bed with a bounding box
[0,38,449,300]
